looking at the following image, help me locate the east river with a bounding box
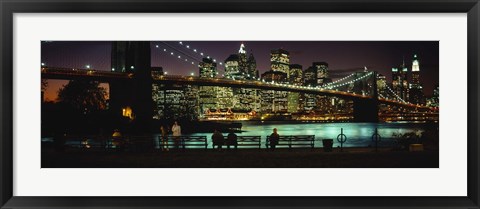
[163,121,438,148]
[45,121,438,149]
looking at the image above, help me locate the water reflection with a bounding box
[44,122,438,149]
[185,122,438,148]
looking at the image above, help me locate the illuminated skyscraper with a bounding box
[376,73,388,99]
[262,49,290,114]
[152,84,199,121]
[313,62,331,86]
[224,44,260,111]
[261,70,288,113]
[303,66,317,111]
[302,62,331,113]
[247,52,258,79]
[270,49,290,77]
[238,43,248,76]
[198,57,218,115]
[303,66,316,87]
[431,85,439,107]
[199,57,217,78]
[409,54,425,105]
[216,86,235,109]
[288,64,303,113]
[392,59,409,101]
[289,64,303,85]
[411,54,420,83]
[224,54,242,79]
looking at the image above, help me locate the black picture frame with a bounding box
[1,0,479,208]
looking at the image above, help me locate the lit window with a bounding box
[122,107,133,119]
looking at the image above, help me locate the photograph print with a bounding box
[41,41,439,168]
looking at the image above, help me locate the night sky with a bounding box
[41,41,439,101]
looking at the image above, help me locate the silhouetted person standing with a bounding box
[269,128,279,151]
[160,125,169,151]
[172,121,181,150]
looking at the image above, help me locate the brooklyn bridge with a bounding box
[41,41,438,127]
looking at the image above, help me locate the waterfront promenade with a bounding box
[41,147,439,168]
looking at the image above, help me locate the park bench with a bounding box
[159,136,208,150]
[229,136,262,149]
[266,135,315,149]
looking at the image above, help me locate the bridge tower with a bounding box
[352,71,379,122]
[109,41,153,132]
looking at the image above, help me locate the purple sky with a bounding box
[41,41,439,101]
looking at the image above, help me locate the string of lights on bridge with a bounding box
[378,93,386,99]
[382,80,408,103]
[153,41,225,75]
[177,41,223,66]
[322,73,356,88]
[154,42,204,68]
[324,72,373,90]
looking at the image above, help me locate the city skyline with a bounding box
[42,41,439,101]
[41,41,439,169]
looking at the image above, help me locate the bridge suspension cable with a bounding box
[324,71,373,90]
[154,42,204,67]
[322,73,356,88]
[177,41,223,66]
[381,80,408,104]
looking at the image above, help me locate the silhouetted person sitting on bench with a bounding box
[212,129,224,150]
[269,128,279,151]
[226,131,238,149]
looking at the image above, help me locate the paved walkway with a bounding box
[42,148,439,168]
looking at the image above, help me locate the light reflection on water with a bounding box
[45,122,438,149]
[178,122,437,148]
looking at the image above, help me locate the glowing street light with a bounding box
[86,65,91,69]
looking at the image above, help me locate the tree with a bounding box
[57,80,107,114]
[41,79,48,92]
